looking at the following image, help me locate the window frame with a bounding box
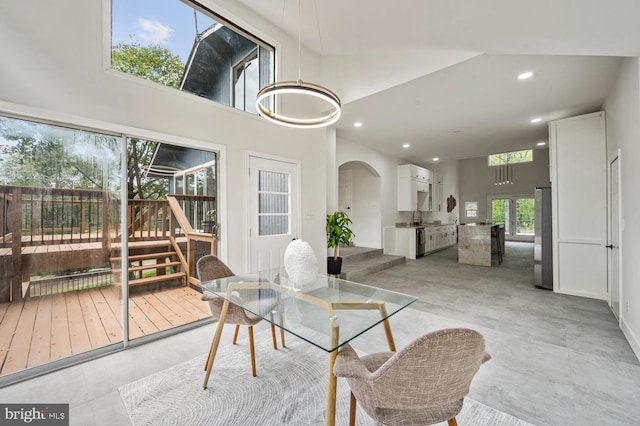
[488,149,533,166]
[109,0,275,114]
[465,201,478,218]
[232,47,259,113]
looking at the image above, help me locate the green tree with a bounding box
[488,149,533,166]
[111,42,184,89]
[491,199,508,225]
[111,42,185,199]
[0,116,120,189]
[126,138,168,200]
[1,43,184,198]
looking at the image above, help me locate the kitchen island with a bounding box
[458,223,504,266]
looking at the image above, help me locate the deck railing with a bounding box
[0,185,114,248]
[127,199,173,241]
[0,186,217,246]
[1,185,218,301]
[166,194,216,286]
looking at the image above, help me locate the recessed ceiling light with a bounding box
[537,141,547,146]
[433,157,439,162]
[354,122,363,127]
[517,71,534,80]
[402,144,410,149]
[531,117,542,124]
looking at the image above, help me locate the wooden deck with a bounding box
[0,284,211,376]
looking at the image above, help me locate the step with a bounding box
[110,251,177,262]
[127,271,186,287]
[112,261,182,274]
[338,247,406,282]
[338,246,384,262]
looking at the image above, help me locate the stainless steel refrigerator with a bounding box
[534,187,553,289]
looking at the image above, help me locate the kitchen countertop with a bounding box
[394,222,456,228]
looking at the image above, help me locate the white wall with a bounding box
[338,162,381,248]
[336,139,461,244]
[458,149,551,223]
[336,139,406,243]
[0,0,328,273]
[603,57,640,359]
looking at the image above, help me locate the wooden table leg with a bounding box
[326,319,339,426]
[202,299,230,389]
[276,293,286,348]
[378,303,397,352]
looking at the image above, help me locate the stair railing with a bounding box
[166,195,216,286]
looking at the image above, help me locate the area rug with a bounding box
[119,330,535,426]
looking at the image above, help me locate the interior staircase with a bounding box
[110,241,186,291]
[337,246,405,282]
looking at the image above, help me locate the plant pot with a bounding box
[327,257,343,275]
[202,221,216,234]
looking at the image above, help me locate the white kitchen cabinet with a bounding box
[385,225,456,258]
[429,179,443,212]
[397,164,434,211]
[384,227,419,259]
[425,225,457,254]
[398,164,431,181]
[426,232,436,251]
[397,177,415,211]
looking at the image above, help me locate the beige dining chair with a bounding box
[333,328,491,426]
[197,255,278,377]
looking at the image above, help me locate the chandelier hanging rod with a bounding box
[255,0,341,129]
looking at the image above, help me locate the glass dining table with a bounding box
[197,268,418,426]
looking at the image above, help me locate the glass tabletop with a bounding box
[198,267,418,352]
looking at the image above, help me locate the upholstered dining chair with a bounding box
[197,255,278,377]
[333,328,491,426]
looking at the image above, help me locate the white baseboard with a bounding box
[620,317,640,363]
[352,240,380,249]
[554,288,607,301]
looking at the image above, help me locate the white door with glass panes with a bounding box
[248,155,300,272]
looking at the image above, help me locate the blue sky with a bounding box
[112,0,215,63]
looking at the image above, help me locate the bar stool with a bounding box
[491,225,502,265]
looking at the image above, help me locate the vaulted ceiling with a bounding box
[238,0,640,164]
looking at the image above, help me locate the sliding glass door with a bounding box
[490,196,535,242]
[0,113,221,383]
[0,115,122,378]
[124,141,218,341]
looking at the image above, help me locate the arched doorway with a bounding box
[338,161,382,248]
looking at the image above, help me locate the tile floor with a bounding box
[0,242,638,425]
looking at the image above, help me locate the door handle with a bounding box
[605,245,614,249]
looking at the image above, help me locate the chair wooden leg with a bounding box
[269,311,278,350]
[248,325,257,377]
[232,324,240,344]
[349,391,357,426]
[270,324,278,349]
[447,417,458,426]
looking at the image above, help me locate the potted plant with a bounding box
[202,209,216,234]
[326,211,354,275]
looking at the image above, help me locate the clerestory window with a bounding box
[488,149,533,166]
[110,0,274,114]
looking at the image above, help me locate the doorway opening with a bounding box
[489,195,535,242]
[338,161,381,248]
